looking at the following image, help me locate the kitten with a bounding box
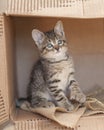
[27,21,86,111]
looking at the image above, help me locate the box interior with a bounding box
[5,16,104,121]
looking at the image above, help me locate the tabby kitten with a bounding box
[28,21,86,111]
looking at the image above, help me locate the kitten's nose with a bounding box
[54,45,59,51]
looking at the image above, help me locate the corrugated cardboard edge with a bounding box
[14,119,72,130]
[0,14,9,125]
[0,0,104,18]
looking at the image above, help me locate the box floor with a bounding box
[2,114,104,130]
[3,123,14,130]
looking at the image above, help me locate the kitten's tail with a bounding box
[16,97,30,108]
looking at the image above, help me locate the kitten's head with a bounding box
[32,21,69,62]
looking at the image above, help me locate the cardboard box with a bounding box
[0,0,104,130]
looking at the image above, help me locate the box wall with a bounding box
[4,15,16,117]
[0,15,9,125]
[5,0,104,18]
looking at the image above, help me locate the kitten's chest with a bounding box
[48,60,74,90]
[55,62,71,82]
[53,59,74,75]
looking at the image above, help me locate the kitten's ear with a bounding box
[32,29,45,48]
[54,21,65,38]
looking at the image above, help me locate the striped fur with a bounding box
[28,21,86,111]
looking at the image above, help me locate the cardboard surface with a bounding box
[76,114,104,130]
[0,15,9,125]
[4,0,104,18]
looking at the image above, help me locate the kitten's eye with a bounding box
[46,44,53,49]
[58,40,63,46]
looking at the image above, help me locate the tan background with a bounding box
[12,17,104,97]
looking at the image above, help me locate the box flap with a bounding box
[0,15,9,125]
[3,0,104,18]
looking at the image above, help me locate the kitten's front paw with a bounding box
[61,102,74,111]
[31,101,55,108]
[66,104,74,111]
[70,88,86,103]
[43,101,55,108]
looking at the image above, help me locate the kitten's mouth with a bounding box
[56,50,60,53]
[54,49,60,53]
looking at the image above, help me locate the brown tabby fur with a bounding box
[27,21,86,111]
